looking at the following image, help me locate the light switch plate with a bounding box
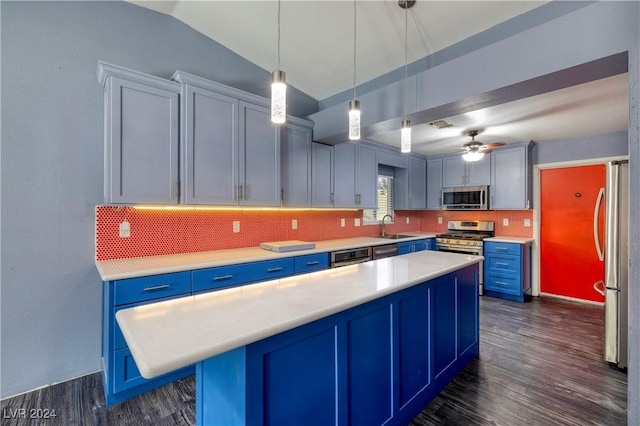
[292,219,298,230]
[354,218,361,227]
[406,217,410,224]
[503,218,509,226]
[524,218,531,227]
[341,218,345,228]
[438,217,443,224]
[233,221,240,233]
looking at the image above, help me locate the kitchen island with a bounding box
[116,250,481,426]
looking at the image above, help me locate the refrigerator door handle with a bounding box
[593,280,606,296]
[593,187,605,261]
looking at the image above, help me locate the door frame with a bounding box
[532,155,628,298]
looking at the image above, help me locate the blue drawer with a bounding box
[294,253,329,274]
[484,241,522,256]
[486,254,519,274]
[192,258,295,292]
[113,272,191,306]
[485,273,520,296]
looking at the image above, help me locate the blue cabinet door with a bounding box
[443,154,490,187]
[408,156,427,209]
[397,242,413,255]
[490,143,532,209]
[311,143,334,207]
[333,142,358,208]
[239,101,280,206]
[433,276,457,378]
[281,122,313,207]
[457,266,478,356]
[181,85,239,205]
[426,157,443,209]
[347,306,393,426]
[356,144,378,209]
[102,70,180,204]
[398,288,431,407]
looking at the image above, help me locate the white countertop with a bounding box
[95,232,437,281]
[484,236,534,244]
[116,250,481,379]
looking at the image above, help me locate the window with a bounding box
[363,174,394,224]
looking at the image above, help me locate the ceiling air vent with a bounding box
[429,119,454,129]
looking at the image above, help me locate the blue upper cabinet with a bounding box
[311,142,334,207]
[180,83,239,205]
[174,71,281,206]
[98,62,181,204]
[281,120,314,207]
[442,154,490,187]
[332,142,378,209]
[490,142,534,210]
[238,101,280,206]
[426,156,443,210]
[408,156,427,209]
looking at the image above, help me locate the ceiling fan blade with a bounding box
[479,142,505,153]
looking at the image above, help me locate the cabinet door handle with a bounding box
[267,267,283,273]
[306,261,320,266]
[495,281,509,287]
[496,247,508,252]
[281,188,285,204]
[143,284,171,292]
[213,274,234,281]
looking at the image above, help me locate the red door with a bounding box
[540,165,605,302]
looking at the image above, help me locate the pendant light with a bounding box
[348,0,361,140]
[399,0,414,153]
[271,0,286,124]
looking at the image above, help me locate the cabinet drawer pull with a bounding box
[495,281,509,287]
[143,284,171,292]
[496,247,509,251]
[267,267,283,273]
[306,261,320,266]
[496,262,509,266]
[212,274,234,281]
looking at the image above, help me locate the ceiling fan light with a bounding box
[401,119,411,153]
[348,99,361,140]
[463,151,484,162]
[271,70,287,124]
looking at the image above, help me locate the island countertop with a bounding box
[96,232,438,281]
[116,250,481,379]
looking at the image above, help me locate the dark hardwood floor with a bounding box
[1,296,627,425]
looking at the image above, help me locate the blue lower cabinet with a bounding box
[398,238,430,255]
[294,253,329,274]
[426,237,436,251]
[484,241,531,302]
[347,306,393,426]
[194,265,480,426]
[102,272,194,406]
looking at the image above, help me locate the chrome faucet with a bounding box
[380,214,393,236]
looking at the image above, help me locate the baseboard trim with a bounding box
[539,292,604,306]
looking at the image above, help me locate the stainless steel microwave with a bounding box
[441,186,489,210]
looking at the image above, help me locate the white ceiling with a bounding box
[128,0,629,156]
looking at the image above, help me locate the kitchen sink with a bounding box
[375,234,415,240]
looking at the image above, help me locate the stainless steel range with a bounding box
[436,220,495,295]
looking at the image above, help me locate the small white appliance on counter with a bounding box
[259,240,316,253]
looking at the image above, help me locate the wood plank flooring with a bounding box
[1,296,627,425]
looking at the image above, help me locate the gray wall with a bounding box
[0,0,316,398]
[534,131,629,165]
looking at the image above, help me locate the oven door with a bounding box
[436,244,484,295]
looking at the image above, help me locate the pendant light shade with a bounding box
[348,0,361,140]
[349,100,361,140]
[462,151,484,162]
[271,70,286,124]
[271,0,286,124]
[401,119,412,153]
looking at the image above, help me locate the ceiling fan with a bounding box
[461,130,505,162]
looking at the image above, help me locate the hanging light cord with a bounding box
[277,0,281,70]
[404,2,408,120]
[353,0,357,100]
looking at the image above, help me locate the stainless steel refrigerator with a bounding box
[593,160,628,369]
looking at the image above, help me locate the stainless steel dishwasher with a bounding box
[372,244,398,259]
